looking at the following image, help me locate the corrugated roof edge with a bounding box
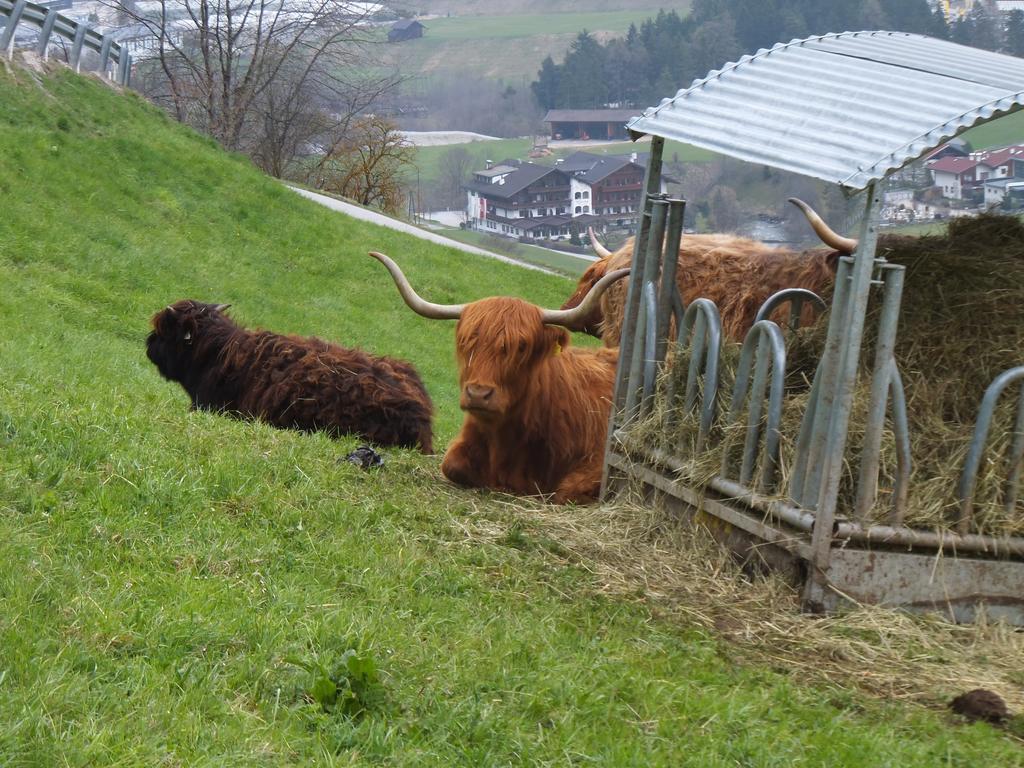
[624,30,1024,190]
[842,94,1024,188]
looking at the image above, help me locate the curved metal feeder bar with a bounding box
[754,288,827,333]
[721,320,787,493]
[664,298,723,453]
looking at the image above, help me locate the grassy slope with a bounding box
[0,65,1020,766]
[438,228,595,275]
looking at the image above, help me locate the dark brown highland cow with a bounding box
[146,300,434,453]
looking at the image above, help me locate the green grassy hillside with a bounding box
[1,64,1021,766]
[389,10,664,81]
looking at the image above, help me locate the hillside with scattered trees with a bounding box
[532,1,1022,110]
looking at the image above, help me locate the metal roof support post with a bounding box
[655,198,686,366]
[36,8,59,59]
[627,197,669,420]
[1,0,27,57]
[791,256,854,508]
[854,263,905,520]
[640,282,659,413]
[626,195,667,417]
[601,136,664,499]
[803,183,882,613]
[70,22,86,72]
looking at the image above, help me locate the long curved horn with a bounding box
[587,226,613,258]
[369,251,465,320]
[540,268,630,329]
[788,198,858,254]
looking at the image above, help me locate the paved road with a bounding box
[287,186,558,275]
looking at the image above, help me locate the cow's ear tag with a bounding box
[552,342,562,356]
[184,331,192,344]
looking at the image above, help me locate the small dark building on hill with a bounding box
[544,109,641,141]
[388,19,426,42]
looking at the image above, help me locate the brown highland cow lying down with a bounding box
[564,199,860,344]
[146,300,434,453]
[370,251,630,504]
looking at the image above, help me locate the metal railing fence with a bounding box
[1,0,131,85]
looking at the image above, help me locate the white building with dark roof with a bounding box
[464,152,663,241]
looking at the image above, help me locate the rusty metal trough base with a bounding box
[604,452,1024,625]
[601,34,1024,626]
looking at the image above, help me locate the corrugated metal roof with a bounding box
[626,31,1024,190]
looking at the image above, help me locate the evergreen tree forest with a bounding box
[533,1,1023,110]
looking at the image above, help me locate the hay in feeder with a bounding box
[627,214,1024,536]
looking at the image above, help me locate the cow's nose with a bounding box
[465,384,494,403]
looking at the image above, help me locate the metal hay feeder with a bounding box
[601,31,1024,624]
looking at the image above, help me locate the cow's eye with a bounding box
[518,340,527,354]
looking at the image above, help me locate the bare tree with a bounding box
[309,115,413,214]
[107,0,402,175]
[708,184,741,232]
[436,146,476,210]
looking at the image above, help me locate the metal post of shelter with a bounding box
[803,183,882,612]
[601,136,664,498]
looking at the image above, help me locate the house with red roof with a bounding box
[927,144,1024,201]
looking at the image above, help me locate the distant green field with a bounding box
[419,10,665,40]
[962,109,1024,149]
[416,0,683,15]
[439,228,594,276]
[412,138,534,185]
[389,10,664,80]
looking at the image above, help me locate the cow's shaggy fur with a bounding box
[563,234,841,345]
[146,300,434,452]
[441,297,619,504]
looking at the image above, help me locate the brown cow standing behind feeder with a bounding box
[146,300,434,453]
[369,251,629,504]
[564,199,859,344]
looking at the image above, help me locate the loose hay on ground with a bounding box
[446,492,1024,716]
